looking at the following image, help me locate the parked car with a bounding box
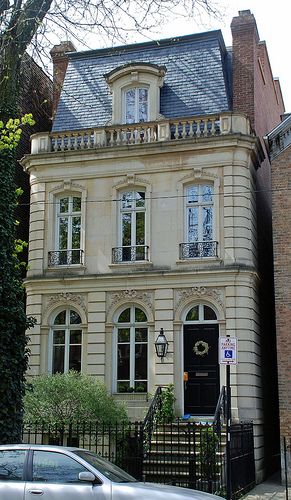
[0,444,222,499]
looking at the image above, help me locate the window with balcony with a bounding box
[50,309,82,374]
[180,184,217,259]
[112,190,148,263]
[48,195,83,266]
[115,306,148,393]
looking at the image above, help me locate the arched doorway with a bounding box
[183,304,219,415]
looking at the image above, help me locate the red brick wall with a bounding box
[50,41,76,116]
[271,144,291,440]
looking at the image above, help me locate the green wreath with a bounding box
[193,340,209,356]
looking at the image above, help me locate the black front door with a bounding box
[184,324,219,415]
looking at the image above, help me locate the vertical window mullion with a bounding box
[130,324,135,388]
[68,197,73,251]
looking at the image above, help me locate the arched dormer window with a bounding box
[104,63,166,125]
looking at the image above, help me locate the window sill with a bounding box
[45,264,86,273]
[109,261,153,269]
[176,257,221,264]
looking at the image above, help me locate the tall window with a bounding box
[115,306,148,393]
[56,195,82,265]
[50,309,82,374]
[118,190,147,262]
[124,87,148,123]
[182,184,215,258]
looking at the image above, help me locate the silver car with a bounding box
[0,444,222,499]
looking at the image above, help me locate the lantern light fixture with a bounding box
[154,328,168,359]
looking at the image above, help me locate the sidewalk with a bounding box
[241,473,290,499]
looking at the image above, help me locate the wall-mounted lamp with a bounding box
[154,328,168,359]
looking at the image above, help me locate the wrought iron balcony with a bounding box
[112,245,149,263]
[179,241,218,259]
[48,249,84,266]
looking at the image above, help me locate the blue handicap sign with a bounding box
[224,349,233,358]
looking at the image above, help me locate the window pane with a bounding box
[136,212,145,245]
[59,218,68,249]
[122,191,133,209]
[187,186,198,203]
[186,306,199,321]
[117,381,129,392]
[70,330,82,344]
[204,306,217,320]
[73,197,81,212]
[202,206,213,241]
[118,328,130,342]
[117,345,130,380]
[134,381,147,392]
[138,88,148,122]
[188,208,198,242]
[202,185,213,202]
[72,217,81,249]
[59,198,69,213]
[70,310,81,325]
[122,213,131,246]
[118,308,130,323]
[135,343,147,379]
[53,346,65,373]
[125,89,135,124]
[0,450,26,481]
[53,330,65,344]
[135,191,145,207]
[32,451,86,483]
[69,345,81,372]
[135,308,147,323]
[135,328,147,342]
[54,311,66,325]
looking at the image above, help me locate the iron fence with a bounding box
[22,420,255,497]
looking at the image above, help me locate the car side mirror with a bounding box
[79,471,96,483]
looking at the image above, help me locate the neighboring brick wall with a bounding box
[271,144,291,441]
[50,41,76,117]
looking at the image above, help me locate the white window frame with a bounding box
[56,195,81,251]
[119,189,146,260]
[184,304,218,324]
[123,86,149,124]
[48,309,83,374]
[113,306,148,393]
[185,184,214,244]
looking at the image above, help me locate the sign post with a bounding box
[219,337,238,500]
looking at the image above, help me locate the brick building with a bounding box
[22,10,284,480]
[266,114,291,482]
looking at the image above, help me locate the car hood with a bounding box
[112,481,222,499]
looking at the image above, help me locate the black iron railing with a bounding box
[179,241,218,259]
[112,245,149,263]
[48,249,84,266]
[22,419,254,497]
[141,386,162,454]
[213,386,226,436]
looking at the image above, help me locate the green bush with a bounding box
[156,384,176,423]
[24,371,128,425]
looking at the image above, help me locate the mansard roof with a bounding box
[53,30,232,132]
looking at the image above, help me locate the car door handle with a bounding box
[27,490,44,495]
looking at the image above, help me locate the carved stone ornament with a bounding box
[107,289,153,319]
[175,286,224,314]
[47,292,87,312]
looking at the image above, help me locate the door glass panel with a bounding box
[202,206,213,241]
[32,451,87,483]
[188,208,198,242]
[59,218,68,249]
[117,345,130,379]
[204,306,217,320]
[69,345,81,372]
[72,217,81,249]
[122,213,131,246]
[125,89,135,124]
[136,212,145,245]
[138,88,148,122]
[0,450,26,481]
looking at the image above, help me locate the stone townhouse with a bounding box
[22,11,284,479]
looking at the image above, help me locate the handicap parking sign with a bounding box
[219,337,238,364]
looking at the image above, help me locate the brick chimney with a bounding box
[231,10,259,130]
[50,41,76,117]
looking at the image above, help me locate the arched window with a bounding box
[181,184,216,259]
[50,309,82,374]
[115,306,148,393]
[124,87,149,123]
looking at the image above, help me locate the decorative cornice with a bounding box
[107,289,154,320]
[174,286,224,315]
[47,292,87,312]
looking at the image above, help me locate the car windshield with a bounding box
[73,450,137,483]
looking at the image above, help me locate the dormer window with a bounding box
[125,87,149,123]
[105,63,166,125]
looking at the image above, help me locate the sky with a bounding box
[149,0,291,112]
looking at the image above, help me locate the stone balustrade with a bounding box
[30,113,251,154]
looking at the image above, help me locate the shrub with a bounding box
[24,371,128,425]
[156,384,176,423]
